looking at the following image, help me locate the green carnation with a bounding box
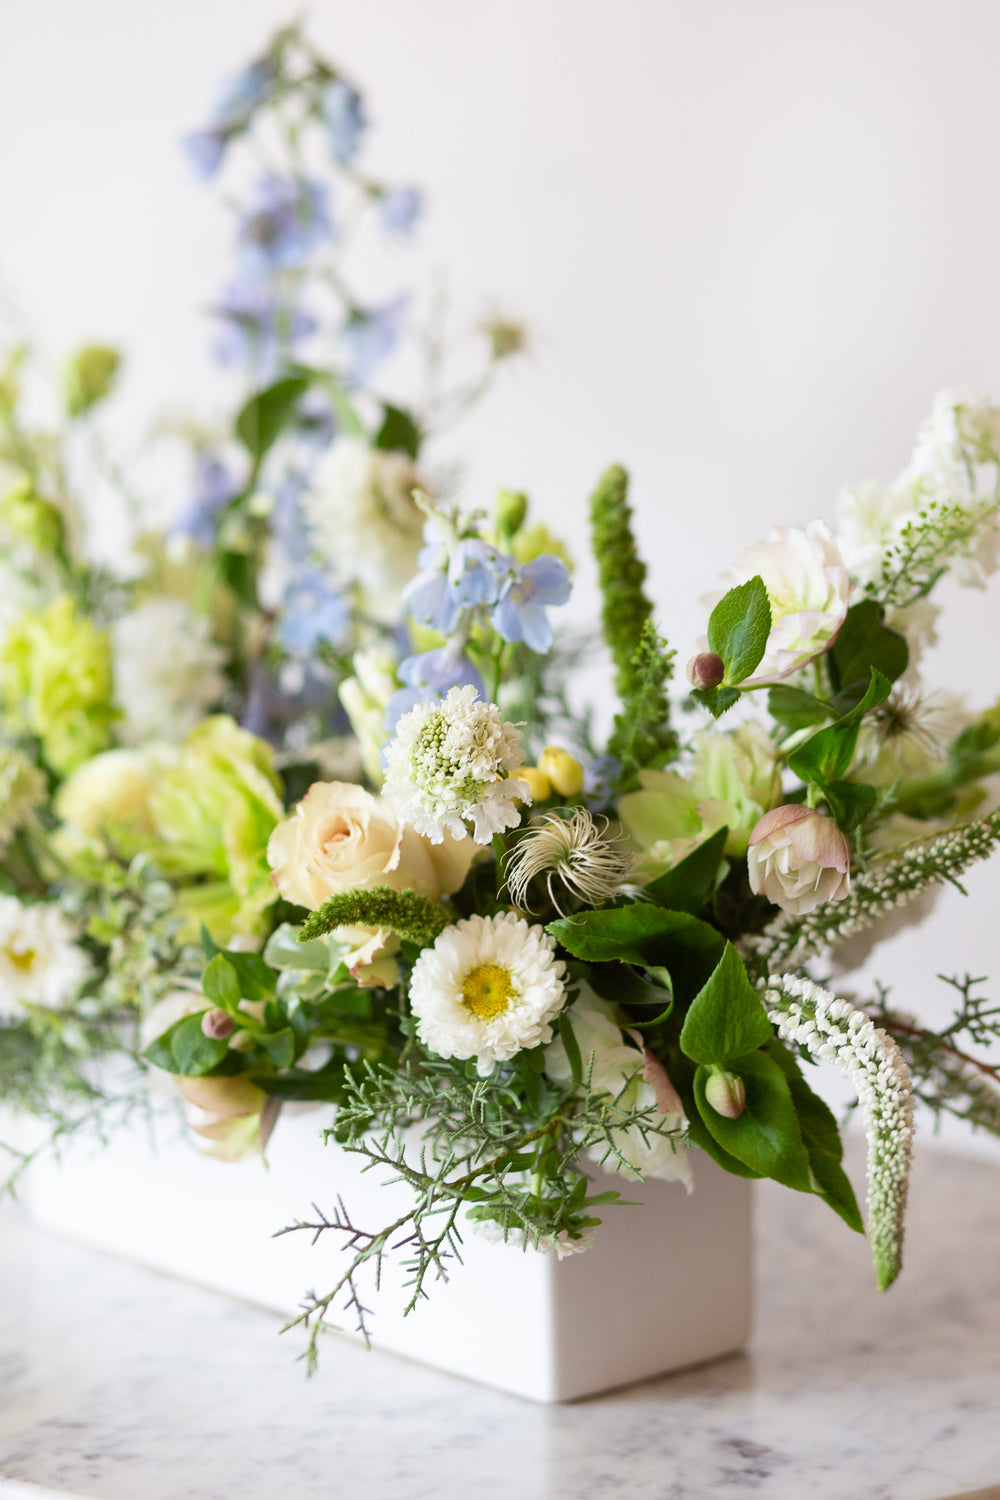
[0,595,115,774]
[0,746,46,847]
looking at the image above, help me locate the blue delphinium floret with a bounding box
[320,79,368,164]
[340,295,408,386]
[212,281,317,369]
[182,127,228,180]
[277,568,351,654]
[381,186,423,235]
[214,56,277,128]
[387,642,485,732]
[172,453,239,549]
[491,555,571,652]
[238,176,332,273]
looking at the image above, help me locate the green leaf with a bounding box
[143,1013,231,1077]
[765,1041,863,1231]
[587,961,675,1011]
[644,826,729,914]
[257,1027,296,1070]
[374,403,422,459]
[788,668,892,786]
[202,954,240,1012]
[694,1051,813,1190]
[827,599,908,696]
[767,685,832,733]
[254,1059,350,1104]
[679,942,773,1064]
[556,1011,583,1084]
[690,684,740,719]
[707,575,772,685]
[824,779,878,833]
[235,375,311,463]
[548,907,724,1004]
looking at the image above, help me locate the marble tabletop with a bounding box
[0,1142,998,1500]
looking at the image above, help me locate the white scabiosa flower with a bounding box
[545,989,691,1186]
[408,911,567,1076]
[0,895,90,1020]
[383,685,528,844]
[506,808,635,915]
[301,436,425,623]
[0,747,46,848]
[111,598,227,745]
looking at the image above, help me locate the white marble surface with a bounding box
[0,1143,998,1500]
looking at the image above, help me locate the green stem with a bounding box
[889,742,1000,817]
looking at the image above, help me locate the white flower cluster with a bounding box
[0,747,46,848]
[749,807,1000,971]
[0,894,90,1021]
[469,1217,596,1259]
[383,685,528,844]
[111,598,228,745]
[761,973,914,1289]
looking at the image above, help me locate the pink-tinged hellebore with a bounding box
[747,804,851,917]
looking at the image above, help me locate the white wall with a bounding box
[3,0,1000,1154]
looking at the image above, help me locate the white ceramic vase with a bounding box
[23,1106,753,1402]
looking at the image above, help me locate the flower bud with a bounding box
[63,345,120,418]
[201,1007,234,1040]
[687,652,726,690]
[747,804,851,916]
[538,746,585,798]
[495,488,528,536]
[515,766,552,802]
[704,1069,746,1119]
[172,1073,279,1161]
[0,480,66,555]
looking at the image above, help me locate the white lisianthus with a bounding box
[710,521,852,685]
[302,436,426,623]
[747,804,851,916]
[408,911,566,1076]
[544,989,691,1186]
[383,685,529,844]
[834,479,919,590]
[111,598,227,745]
[0,895,90,1020]
[0,747,46,848]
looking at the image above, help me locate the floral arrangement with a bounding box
[4,23,1000,1375]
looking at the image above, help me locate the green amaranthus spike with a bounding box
[761,974,914,1290]
[589,465,677,772]
[297,887,453,948]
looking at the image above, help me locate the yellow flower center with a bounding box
[3,945,36,973]
[461,963,516,1021]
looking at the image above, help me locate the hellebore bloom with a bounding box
[747,804,851,916]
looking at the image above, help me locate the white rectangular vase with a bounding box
[23,1107,752,1402]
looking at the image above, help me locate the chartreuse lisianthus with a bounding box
[0,595,115,774]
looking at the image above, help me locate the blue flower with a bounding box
[277,568,351,654]
[321,79,367,164]
[340,295,408,386]
[172,453,239,549]
[387,642,485,730]
[380,186,423,235]
[491,554,571,652]
[182,127,228,180]
[447,539,505,608]
[213,57,276,128]
[237,176,332,274]
[212,281,317,369]
[403,566,460,635]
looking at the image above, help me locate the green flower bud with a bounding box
[482,316,527,361]
[495,488,528,536]
[64,345,120,418]
[687,652,725,690]
[0,479,66,555]
[704,1069,746,1119]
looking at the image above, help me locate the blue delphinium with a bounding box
[182,127,228,181]
[320,78,367,164]
[212,282,317,369]
[339,295,408,386]
[491,555,572,652]
[172,453,239,549]
[277,568,351,654]
[387,641,485,730]
[213,56,277,129]
[237,176,332,274]
[380,186,423,236]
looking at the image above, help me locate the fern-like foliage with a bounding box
[297,886,454,947]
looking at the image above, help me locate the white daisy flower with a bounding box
[408,911,566,1076]
[383,685,529,845]
[0,895,91,1021]
[111,598,228,746]
[0,748,46,848]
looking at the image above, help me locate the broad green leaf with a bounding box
[556,1011,583,1084]
[644,826,729,914]
[690,684,741,720]
[143,1013,231,1077]
[202,954,240,1012]
[824,779,878,834]
[548,907,724,1004]
[679,942,773,1063]
[788,668,892,786]
[257,1027,296,1070]
[253,1059,350,1104]
[235,375,311,463]
[374,403,422,459]
[706,575,772,685]
[767,685,832,733]
[766,1040,863,1231]
[827,599,908,696]
[587,961,675,1011]
[694,1051,813,1190]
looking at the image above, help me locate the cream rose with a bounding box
[747,804,851,916]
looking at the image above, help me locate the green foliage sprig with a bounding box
[297,887,454,947]
[607,621,677,786]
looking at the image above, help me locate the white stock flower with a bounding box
[747,804,851,917]
[383,685,528,844]
[710,521,852,684]
[408,911,567,1076]
[0,747,46,847]
[545,989,691,1186]
[338,647,398,785]
[111,598,227,745]
[0,895,90,1020]
[302,436,425,622]
[835,479,918,590]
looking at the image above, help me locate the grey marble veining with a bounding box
[1,1142,998,1500]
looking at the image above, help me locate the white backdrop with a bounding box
[3,0,1000,1154]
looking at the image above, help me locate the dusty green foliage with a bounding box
[276,1047,684,1372]
[297,886,454,947]
[875,495,1000,609]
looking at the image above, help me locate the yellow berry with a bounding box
[515,766,552,802]
[538,746,585,798]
